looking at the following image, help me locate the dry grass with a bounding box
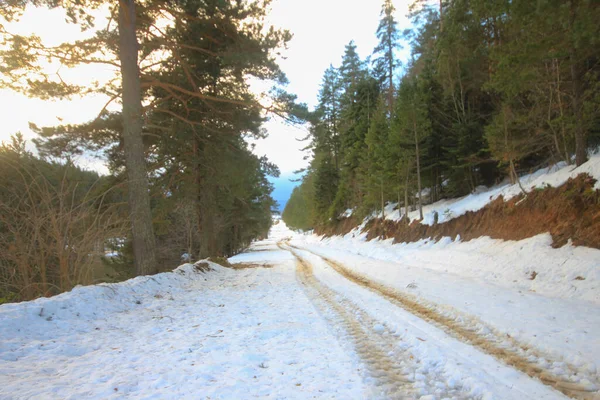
[0,161,127,302]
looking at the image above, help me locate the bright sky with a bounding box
[253,0,413,175]
[0,0,413,177]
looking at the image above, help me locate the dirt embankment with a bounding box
[317,215,361,237]
[319,174,600,249]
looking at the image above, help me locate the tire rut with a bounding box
[282,244,472,400]
[288,242,600,400]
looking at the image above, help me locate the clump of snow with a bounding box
[380,153,600,225]
[340,208,354,218]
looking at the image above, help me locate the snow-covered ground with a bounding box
[298,233,600,305]
[0,252,366,399]
[2,167,599,400]
[368,152,600,225]
[290,233,600,386]
[280,154,600,399]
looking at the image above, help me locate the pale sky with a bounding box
[253,0,413,175]
[0,0,414,177]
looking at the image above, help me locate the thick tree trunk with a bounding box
[118,0,157,276]
[193,136,209,259]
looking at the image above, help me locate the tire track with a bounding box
[288,242,600,400]
[281,244,472,400]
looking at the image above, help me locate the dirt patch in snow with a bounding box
[344,174,599,249]
[228,262,274,269]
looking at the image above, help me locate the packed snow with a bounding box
[291,233,600,384]
[298,233,600,305]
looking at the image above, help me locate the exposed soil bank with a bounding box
[318,215,361,237]
[318,174,600,250]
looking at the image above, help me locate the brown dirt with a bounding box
[194,261,212,273]
[227,262,274,270]
[322,174,600,250]
[207,256,235,268]
[317,215,360,237]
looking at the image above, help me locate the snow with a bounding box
[0,257,367,399]
[280,154,600,396]
[293,247,569,399]
[379,152,600,225]
[2,146,600,400]
[299,233,600,305]
[291,235,600,380]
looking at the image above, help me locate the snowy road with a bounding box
[284,243,598,398]
[1,221,598,399]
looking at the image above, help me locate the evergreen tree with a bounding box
[340,41,365,94]
[9,0,292,262]
[363,99,392,217]
[373,0,402,114]
[316,65,343,170]
[392,76,431,219]
[1,0,161,275]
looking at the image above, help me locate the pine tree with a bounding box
[340,41,365,94]
[373,0,402,115]
[337,75,380,216]
[8,0,292,262]
[391,76,431,220]
[364,99,392,217]
[316,65,343,170]
[1,0,161,275]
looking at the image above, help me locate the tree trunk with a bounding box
[413,117,423,220]
[553,59,571,164]
[404,163,409,224]
[118,0,157,276]
[571,55,587,166]
[397,185,401,218]
[193,136,208,259]
[387,36,394,115]
[510,160,527,195]
[569,2,587,166]
[380,178,385,220]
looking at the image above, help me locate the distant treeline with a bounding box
[283,0,600,230]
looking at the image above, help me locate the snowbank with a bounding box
[299,232,600,305]
[301,153,600,305]
[379,153,600,225]
[0,261,217,344]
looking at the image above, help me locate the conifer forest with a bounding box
[283,0,600,231]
